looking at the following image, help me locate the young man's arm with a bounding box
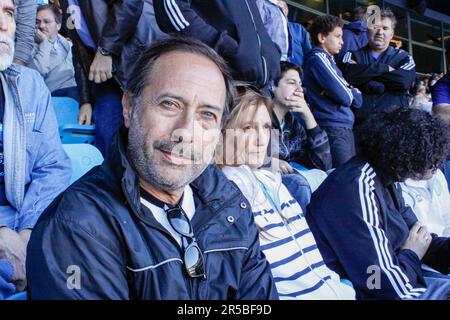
[153,0,239,60]
[294,124,332,171]
[308,52,357,107]
[97,0,144,57]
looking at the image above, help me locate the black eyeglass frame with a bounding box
[165,206,206,280]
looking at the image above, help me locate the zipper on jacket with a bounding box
[244,0,268,86]
[121,178,205,298]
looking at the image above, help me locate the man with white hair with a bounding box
[0,0,71,299]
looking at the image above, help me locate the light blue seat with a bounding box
[51,97,95,144]
[5,292,27,300]
[62,144,104,184]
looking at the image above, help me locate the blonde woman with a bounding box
[218,89,355,300]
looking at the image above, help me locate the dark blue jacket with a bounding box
[340,46,416,120]
[287,22,312,67]
[153,0,281,89]
[335,21,368,63]
[306,157,450,300]
[26,129,278,300]
[303,47,362,129]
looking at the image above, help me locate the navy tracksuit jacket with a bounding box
[340,46,416,120]
[306,157,450,300]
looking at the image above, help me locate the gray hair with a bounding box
[126,36,236,128]
[380,8,397,30]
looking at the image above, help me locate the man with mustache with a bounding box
[26,37,278,300]
[0,0,71,299]
[30,4,78,101]
[340,8,416,122]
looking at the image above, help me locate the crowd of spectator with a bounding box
[0,0,449,300]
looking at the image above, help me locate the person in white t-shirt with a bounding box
[400,169,450,237]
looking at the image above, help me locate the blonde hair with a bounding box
[215,88,272,167]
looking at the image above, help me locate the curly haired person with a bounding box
[306,108,450,300]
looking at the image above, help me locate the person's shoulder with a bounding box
[326,158,373,187]
[42,165,124,228]
[303,48,325,66]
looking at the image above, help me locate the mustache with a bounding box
[153,140,202,162]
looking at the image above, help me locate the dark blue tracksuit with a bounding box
[303,47,362,167]
[306,157,450,299]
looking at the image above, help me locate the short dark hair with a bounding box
[353,6,367,22]
[356,109,450,181]
[127,36,236,128]
[310,15,344,46]
[37,4,62,25]
[380,8,397,29]
[274,61,302,87]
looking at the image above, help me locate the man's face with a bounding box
[320,26,344,56]
[36,9,60,42]
[273,69,303,108]
[125,51,227,192]
[0,0,15,71]
[368,17,394,52]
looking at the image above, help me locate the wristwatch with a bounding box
[98,47,111,56]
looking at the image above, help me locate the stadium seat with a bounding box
[62,144,104,184]
[51,97,95,144]
[5,292,27,300]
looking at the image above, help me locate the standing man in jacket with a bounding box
[0,0,71,297]
[307,109,450,300]
[27,37,278,300]
[340,8,416,122]
[153,0,281,92]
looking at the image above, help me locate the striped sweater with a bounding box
[223,165,355,300]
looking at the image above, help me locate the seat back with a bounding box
[52,97,96,144]
[62,144,104,184]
